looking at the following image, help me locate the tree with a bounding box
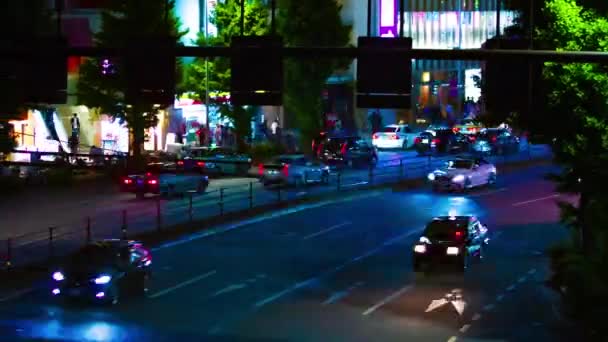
[184,0,269,151]
[277,0,351,150]
[77,0,186,164]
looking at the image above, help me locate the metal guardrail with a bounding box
[0,144,551,269]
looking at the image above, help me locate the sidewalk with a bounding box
[0,145,551,268]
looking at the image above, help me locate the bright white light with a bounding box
[95,292,105,298]
[380,0,395,27]
[414,244,427,253]
[448,209,458,217]
[427,173,435,181]
[93,275,112,285]
[419,236,431,244]
[446,247,460,255]
[52,271,64,281]
[452,174,465,182]
[51,288,60,295]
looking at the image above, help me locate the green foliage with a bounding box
[184,0,269,151]
[248,141,286,163]
[77,0,186,159]
[277,0,352,150]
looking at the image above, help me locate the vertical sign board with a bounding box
[356,37,412,109]
[230,36,283,106]
[379,0,398,37]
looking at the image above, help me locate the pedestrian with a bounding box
[70,113,80,139]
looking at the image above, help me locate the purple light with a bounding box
[379,0,398,37]
[95,292,105,298]
[52,288,60,295]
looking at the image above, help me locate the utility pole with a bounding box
[367,0,371,36]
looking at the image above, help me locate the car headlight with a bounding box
[452,174,465,182]
[414,244,427,253]
[427,173,435,181]
[93,275,112,284]
[52,271,64,281]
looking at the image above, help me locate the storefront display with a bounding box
[100,116,129,153]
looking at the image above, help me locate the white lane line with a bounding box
[506,284,516,292]
[342,181,369,188]
[469,187,507,197]
[0,288,34,302]
[296,191,307,197]
[482,304,495,312]
[149,270,217,299]
[151,192,383,251]
[472,313,481,321]
[528,268,537,275]
[459,324,471,333]
[496,294,505,302]
[517,276,527,283]
[302,222,352,240]
[211,283,248,298]
[447,336,458,342]
[322,281,365,305]
[253,228,422,309]
[512,194,560,207]
[362,285,413,316]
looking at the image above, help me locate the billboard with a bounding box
[379,0,397,37]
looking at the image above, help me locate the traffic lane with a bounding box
[223,169,566,341]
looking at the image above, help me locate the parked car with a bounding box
[414,129,469,155]
[453,119,484,136]
[372,124,418,150]
[315,134,378,169]
[427,157,497,192]
[50,240,152,305]
[471,128,520,155]
[178,147,251,176]
[120,162,209,199]
[259,154,330,187]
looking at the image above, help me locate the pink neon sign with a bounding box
[379,0,398,37]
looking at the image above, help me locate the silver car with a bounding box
[260,155,330,187]
[428,157,497,192]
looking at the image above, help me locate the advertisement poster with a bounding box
[379,0,397,37]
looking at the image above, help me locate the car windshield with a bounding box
[382,126,398,133]
[424,220,467,241]
[71,245,117,268]
[447,160,473,169]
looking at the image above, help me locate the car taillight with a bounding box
[414,137,421,144]
[491,136,497,142]
[177,160,184,166]
[123,178,132,184]
[196,161,205,167]
[468,127,475,132]
[372,134,379,140]
[145,172,152,177]
[452,127,460,133]
[455,231,463,238]
[258,163,264,176]
[432,138,440,144]
[340,143,347,155]
[391,135,400,140]
[282,164,289,177]
[148,179,158,185]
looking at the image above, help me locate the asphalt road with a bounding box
[0,163,577,342]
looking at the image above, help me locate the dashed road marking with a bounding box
[459,324,471,333]
[528,268,537,275]
[149,270,217,299]
[362,285,413,316]
[506,284,516,292]
[302,221,352,240]
[496,294,505,302]
[512,194,559,207]
[322,281,364,305]
[517,276,527,283]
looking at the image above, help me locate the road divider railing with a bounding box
[0,145,551,270]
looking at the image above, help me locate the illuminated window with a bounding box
[421,72,431,83]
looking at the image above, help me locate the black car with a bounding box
[471,128,520,155]
[414,129,469,155]
[50,240,152,304]
[413,216,489,273]
[314,134,378,169]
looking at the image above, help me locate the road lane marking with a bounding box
[0,288,34,302]
[254,228,423,309]
[322,281,364,305]
[151,192,383,251]
[447,336,458,342]
[528,268,537,275]
[482,304,495,312]
[211,283,248,298]
[302,222,352,240]
[362,285,413,316]
[472,313,481,321]
[459,324,471,333]
[512,194,560,207]
[149,270,217,299]
[342,181,369,188]
[496,294,505,302]
[506,284,516,292]
[517,276,527,283]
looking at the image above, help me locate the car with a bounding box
[372,124,418,150]
[427,157,497,192]
[472,128,520,155]
[413,216,489,273]
[178,147,251,176]
[259,154,330,187]
[315,134,378,169]
[50,240,152,305]
[414,129,470,155]
[120,162,209,199]
[453,119,484,135]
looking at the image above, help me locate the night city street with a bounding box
[0,164,575,342]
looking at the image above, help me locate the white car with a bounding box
[260,155,330,187]
[427,157,497,192]
[372,124,418,149]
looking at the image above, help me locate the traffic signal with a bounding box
[230,36,283,106]
[125,36,176,106]
[20,36,68,104]
[356,37,412,109]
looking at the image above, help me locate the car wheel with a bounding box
[487,172,497,186]
[197,180,207,193]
